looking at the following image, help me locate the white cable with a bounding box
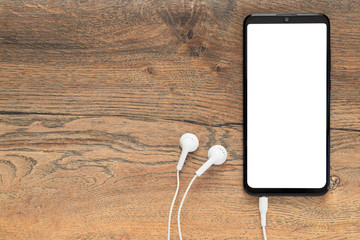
[262,226,267,240]
[178,175,197,240]
[259,196,268,240]
[168,170,180,240]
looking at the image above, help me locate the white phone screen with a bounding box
[247,23,327,188]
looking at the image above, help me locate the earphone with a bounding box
[178,145,227,240]
[167,133,227,240]
[168,133,199,240]
[168,134,268,240]
[196,145,227,176]
[177,133,199,171]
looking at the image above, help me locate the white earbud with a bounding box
[177,133,199,171]
[195,145,227,176]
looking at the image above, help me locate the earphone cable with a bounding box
[262,226,267,240]
[178,175,197,240]
[168,170,180,240]
[259,196,268,240]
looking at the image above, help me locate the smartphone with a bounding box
[243,14,330,195]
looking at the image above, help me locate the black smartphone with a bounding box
[243,14,330,195]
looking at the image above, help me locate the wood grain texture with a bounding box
[0,0,359,239]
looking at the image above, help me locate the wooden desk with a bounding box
[0,0,359,239]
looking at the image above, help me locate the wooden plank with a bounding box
[0,115,359,239]
[1,0,359,128]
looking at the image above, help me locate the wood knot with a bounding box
[146,67,155,75]
[158,2,204,43]
[215,65,221,72]
[190,51,199,57]
[189,44,207,57]
[189,46,200,57]
[187,29,194,39]
[179,32,187,42]
[200,45,207,52]
[329,175,340,190]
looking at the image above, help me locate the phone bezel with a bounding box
[243,14,330,196]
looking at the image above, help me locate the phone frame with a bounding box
[243,13,330,196]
